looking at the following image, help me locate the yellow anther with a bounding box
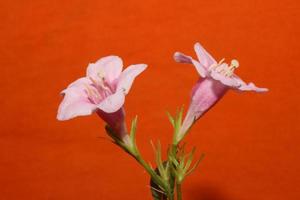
[84,84,99,99]
[209,58,239,77]
[84,84,93,96]
[230,59,239,69]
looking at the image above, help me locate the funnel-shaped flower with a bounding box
[57,56,147,141]
[174,42,268,139]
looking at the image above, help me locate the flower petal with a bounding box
[210,70,241,88]
[191,59,207,78]
[174,52,193,63]
[57,83,97,121]
[174,52,207,78]
[97,89,125,113]
[116,64,147,94]
[210,73,269,92]
[238,83,269,92]
[86,56,123,83]
[194,42,217,68]
[233,76,269,92]
[179,78,228,136]
[67,77,92,88]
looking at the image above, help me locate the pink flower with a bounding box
[57,56,147,141]
[174,42,268,139]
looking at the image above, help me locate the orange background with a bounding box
[0,0,299,199]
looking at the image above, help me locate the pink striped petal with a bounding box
[57,84,96,121]
[87,56,123,83]
[238,82,269,92]
[191,59,208,78]
[174,52,193,63]
[67,77,92,88]
[233,76,269,92]
[194,42,217,68]
[179,78,228,136]
[210,71,241,88]
[97,89,125,113]
[117,64,147,94]
[174,52,207,78]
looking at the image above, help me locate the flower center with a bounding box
[209,58,239,77]
[85,71,114,104]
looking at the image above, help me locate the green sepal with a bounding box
[151,141,169,181]
[166,112,175,127]
[169,143,205,184]
[104,125,130,154]
[173,107,183,137]
[167,106,185,145]
[129,116,138,152]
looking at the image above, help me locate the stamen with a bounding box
[90,77,99,86]
[218,58,225,64]
[209,58,239,77]
[96,70,109,90]
[209,58,225,71]
[89,74,110,91]
[230,59,239,69]
[99,81,109,91]
[84,84,93,97]
[84,73,114,104]
[85,84,101,103]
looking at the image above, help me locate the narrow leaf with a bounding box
[183,147,196,173]
[186,153,205,177]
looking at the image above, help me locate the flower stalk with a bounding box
[106,122,168,191]
[176,183,182,200]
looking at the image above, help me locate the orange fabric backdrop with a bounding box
[0,0,299,199]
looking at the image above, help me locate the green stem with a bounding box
[176,183,182,200]
[168,192,174,200]
[136,155,166,186]
[106,126,172,198]
[110,138,168,193]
